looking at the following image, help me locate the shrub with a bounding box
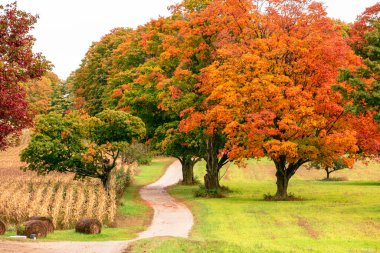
[114,168,132,197]
[194,186,227,198]
[75,218,102,234]
[263,193,303,201]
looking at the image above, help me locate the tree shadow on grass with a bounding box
[340,181,380,186]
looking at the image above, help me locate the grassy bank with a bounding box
[129,160,380,252]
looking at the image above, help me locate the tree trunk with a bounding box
[204,135,226,191]
[325,168,330,179]
[275,170,290,199]
[100,173,110,191]
[181,156,195,185]
[273,157,305,200]
[204,161,220,190]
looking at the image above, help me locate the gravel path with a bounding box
[0,160,193,253]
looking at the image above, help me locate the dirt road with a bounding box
[0,160,193,253]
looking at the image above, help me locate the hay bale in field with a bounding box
[17,220,48,238]
[75,218,102,234]
[29,216,54,233]
[0,220,6,235]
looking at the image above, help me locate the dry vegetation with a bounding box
[0,130,132,229]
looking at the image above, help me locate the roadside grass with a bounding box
[128,160,380,253]
[1,157,174,242]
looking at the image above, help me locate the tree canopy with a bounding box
[65,0,380,198]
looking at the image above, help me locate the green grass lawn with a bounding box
[128,160,380,253]
[1,157,174,242]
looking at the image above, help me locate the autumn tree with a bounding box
[0,2,50,149]
[21,110,146,189]
[106,20,179,138]
[106,17,206,182]
[68,28,131,115]
[188,0,367,199]
[335,3,380,122]
[160,0,232,191]
[24,72,60,116]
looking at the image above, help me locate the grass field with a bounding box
[128,159,380,253]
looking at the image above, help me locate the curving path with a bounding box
[138,160,193,239]
[0,160,193,253]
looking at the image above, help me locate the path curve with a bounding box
[0,160,193,253]
[138,160,193,239]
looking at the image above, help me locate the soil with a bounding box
[0,160,193,253]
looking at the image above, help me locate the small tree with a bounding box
[308,158,351,180]
[21,110,146,190]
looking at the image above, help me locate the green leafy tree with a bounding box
[21,110,146,189]
[49,78,73,114]
[154,121,204,184]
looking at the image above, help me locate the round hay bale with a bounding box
[29,216,54,233]
[75,218,102,234]
[17,220,48,238]
[0,220,5,235]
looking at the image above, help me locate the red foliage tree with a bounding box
[0,2,50,149]
[348,3,380,57]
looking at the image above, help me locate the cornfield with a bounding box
[0,173,118,229]
[0,130,133,229]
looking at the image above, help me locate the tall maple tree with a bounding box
[184,0,369,198]
[0,2,50,149]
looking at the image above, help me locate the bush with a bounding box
[75,218,102,234]
[17,220,48,238]
[194,186,228,198]
[114,168,132,197]
[122,143,152,165]
[263,193,303,201]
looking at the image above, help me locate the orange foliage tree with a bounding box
[24,72,60,116]
[179,0,373,198]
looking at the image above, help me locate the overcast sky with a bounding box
[2,0,379,80]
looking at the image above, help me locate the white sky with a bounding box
[1,0,379,80]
